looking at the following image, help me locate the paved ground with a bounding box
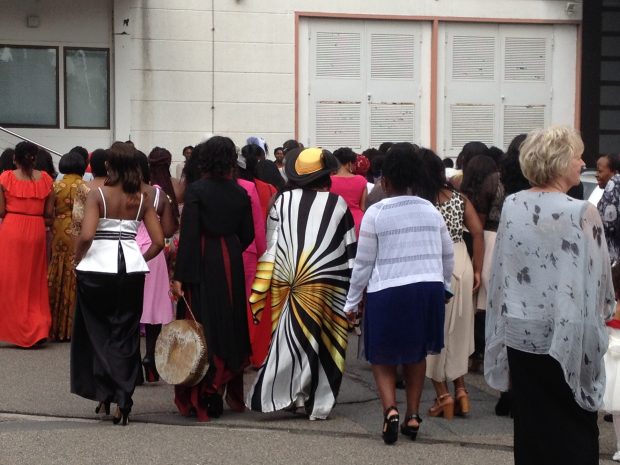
[0,337,617,464]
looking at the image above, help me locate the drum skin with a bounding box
[155,320,209,386]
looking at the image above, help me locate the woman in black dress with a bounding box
[171,136,255,422]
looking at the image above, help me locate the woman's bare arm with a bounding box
[463,197,484,292]
[74,190,100,264]
[142,203,164,262]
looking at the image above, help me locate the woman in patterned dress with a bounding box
[485,126,614,465]
[72,149,108,236]
[247,147,357,420]
[597,153,620,264]
[417,149,483,419]
[47,152,86,341]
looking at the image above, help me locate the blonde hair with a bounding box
[519,126,584,187]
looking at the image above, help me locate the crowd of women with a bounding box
[0,126,618,464]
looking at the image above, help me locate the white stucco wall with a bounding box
[126,0,581,170]
[0,0,582,170]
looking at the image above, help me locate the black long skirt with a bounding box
[70,259,145,410]
[507,347,599,465]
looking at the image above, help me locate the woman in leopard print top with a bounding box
[415,148,484,420]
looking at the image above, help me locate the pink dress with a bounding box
[330,175,367,236]
[237,179,268,366]
[137,187,174,325]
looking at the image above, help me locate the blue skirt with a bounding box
[364,281,445,365]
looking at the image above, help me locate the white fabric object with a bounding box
[76,188,149,274]
[605,328,620,414]
[426,241,475,381]
[344,195,454,313]
[76,218,149,274]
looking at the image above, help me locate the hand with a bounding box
[472,272,481,293]
[345,310,358,325]
[170,280,184,299]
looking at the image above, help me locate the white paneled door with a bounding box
[441,23,553,156]
[307,19,423,152]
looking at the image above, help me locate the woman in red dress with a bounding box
[330,147,367,237]
[0,141,55,347]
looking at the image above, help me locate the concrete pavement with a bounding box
[0,337,617,464]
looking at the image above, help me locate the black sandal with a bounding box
[401,413,422,440]
[382,406,399,445]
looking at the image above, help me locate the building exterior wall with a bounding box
[0,0,582,170]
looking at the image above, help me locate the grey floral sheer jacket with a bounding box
[485,191,615,411]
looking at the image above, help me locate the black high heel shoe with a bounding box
[142,357,160,383]
[400,413,422,441]
[95,401,110,415]
[112,406,131,426]
[206,393,224,418]
[382,406,399,445]
[495,391,512,417]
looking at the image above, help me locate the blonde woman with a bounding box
[485,126,614,464]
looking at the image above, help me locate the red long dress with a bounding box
[0,170,53,347]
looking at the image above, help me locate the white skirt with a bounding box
[426,241,475,381]
[604,329,620,413]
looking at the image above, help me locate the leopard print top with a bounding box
[436,190,465,243]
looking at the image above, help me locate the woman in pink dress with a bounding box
[237,178,267,367]
[136,151,178,382]
[330,147,367,236]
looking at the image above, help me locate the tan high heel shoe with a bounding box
[455,387,470,416]
[428,393,454,420]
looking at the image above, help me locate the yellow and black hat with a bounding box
[284,147,338,186]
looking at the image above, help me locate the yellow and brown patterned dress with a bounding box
[48,174,84,341]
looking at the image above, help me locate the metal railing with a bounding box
[0,126,62,157]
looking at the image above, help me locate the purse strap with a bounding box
[181,295,199,323]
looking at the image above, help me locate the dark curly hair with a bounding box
[456,141,489,171]
[35,148,57,178]
[14,141,38,175]
[135,150,150,184]
[382,142,417,193]
[239,144,262,181]
[487,146,505,166]
[500,134,530,195]
[105,142,142,205]
[196,136,236,178]
[461,155,498,203]
[333,147,356,165]
[182,145,202,185]
[148,147,180,220]
[378,142,393,154]
[59,151,86,176]
[415,148,451,203]
[89,148,108,178]
[0,148,16,173]
[602,153,620,173]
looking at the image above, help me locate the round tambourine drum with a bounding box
[155,319,209,387]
